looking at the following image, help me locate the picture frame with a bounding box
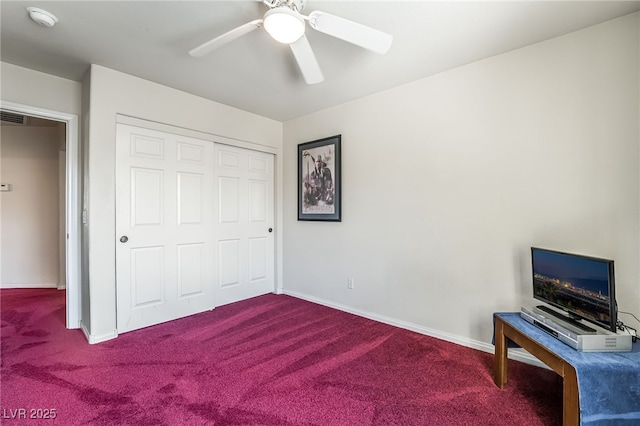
[298,135,341,221]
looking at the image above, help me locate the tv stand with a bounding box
[535,305,596,333]
[494,313,640,426]
[494,314,579,425]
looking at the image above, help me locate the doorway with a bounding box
[0,101,81,329]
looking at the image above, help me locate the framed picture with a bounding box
[298,135,341,221]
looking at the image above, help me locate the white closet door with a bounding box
[115,124,215,333]
[215,144,275,306]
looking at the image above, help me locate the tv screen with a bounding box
[531,247,617,332]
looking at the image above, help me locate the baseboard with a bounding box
[282,290,546,369]
[1,283,58,289]
[80,322,118,344]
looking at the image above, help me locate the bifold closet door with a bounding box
[115,124,215,333]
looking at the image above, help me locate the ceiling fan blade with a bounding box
[189,19,263,57]
[289,35,324,84]
[308,11,392,55]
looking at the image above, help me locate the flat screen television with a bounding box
[531,247,617,332]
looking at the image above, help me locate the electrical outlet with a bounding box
[347,278,355,289]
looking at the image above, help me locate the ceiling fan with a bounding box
[189,0,393,84]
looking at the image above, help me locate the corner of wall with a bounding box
[80,321,117,345]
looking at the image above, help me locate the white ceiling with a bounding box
[2,1,639,122]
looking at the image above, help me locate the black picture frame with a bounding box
[298,135,341,221]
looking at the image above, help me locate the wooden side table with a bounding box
[493,313,579,426]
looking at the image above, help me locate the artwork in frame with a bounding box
[298,135,341,221]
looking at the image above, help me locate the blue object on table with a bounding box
[495,312,640,425]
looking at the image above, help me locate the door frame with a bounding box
[1,100,81,329]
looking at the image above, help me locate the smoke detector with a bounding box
[27,7,58,28]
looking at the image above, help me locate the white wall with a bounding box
[84,65,283,342]
[1,62,82,115]
[283,13,640,348]
[1,126,61,287]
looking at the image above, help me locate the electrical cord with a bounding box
[618,310,640,324]
[616,317,638,343]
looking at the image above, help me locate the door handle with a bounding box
[120,236,129,243]
[268,228,273,233]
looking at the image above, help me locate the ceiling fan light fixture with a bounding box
[263,7,305,44]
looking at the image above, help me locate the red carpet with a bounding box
[1,289,562,425]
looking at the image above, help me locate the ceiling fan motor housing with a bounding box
[265,0,306,12]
